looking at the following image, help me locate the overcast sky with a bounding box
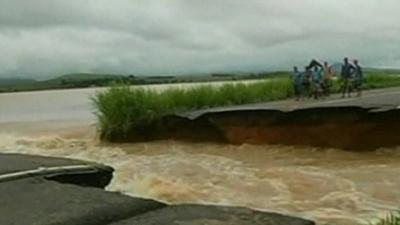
[0,0,399,79]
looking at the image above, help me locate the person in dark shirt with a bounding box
[340,57,355,98]
[353,59,363,97]
[304,59,323,99]
[306,59,323,70]
[292,66,304,101]
[311,65,323,99]
[303,67,312,99]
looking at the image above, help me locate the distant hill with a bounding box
[39,73,129,89]
[0,78,37,87]
[364,68,400,74]
[50,73,126,82]
[0,73,129,93]
[1,68,399,93]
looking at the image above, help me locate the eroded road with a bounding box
[183,87,400,119]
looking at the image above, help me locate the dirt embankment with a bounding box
[108,107,400,151]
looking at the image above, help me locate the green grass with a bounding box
[364,74,400,89]
[93,73,400,141]
[93,78,293,140]
[370,211,400,225]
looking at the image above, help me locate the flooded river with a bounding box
[0,84,399,225]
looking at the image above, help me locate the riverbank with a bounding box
[108,106,400,151]
[94,74,400,146]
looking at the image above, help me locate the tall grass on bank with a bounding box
[370,211,400,225]
[93,78,293,140]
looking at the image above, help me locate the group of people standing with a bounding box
[292,57,363,101]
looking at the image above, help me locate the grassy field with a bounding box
[93,73,400,141]
[364,74,400,89]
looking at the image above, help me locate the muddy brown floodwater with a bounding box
[1,86,400,225]
[1,128,400,225]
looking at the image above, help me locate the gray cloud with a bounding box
[0,0,400,78]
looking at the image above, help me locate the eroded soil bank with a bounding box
[106,107,400,151]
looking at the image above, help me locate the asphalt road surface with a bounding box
[184,87,400,119]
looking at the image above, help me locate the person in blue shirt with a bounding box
[303,67,312,99]
[311,65,323,99]
[340,57,355,98]
[353,59,363,97]
[304,59,323,99]
[292,66,304,101]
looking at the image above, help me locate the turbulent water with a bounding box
[1,86,400,225]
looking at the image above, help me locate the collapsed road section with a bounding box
[0,153,315,225]
[106,106,400,151]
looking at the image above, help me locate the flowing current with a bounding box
[1,84,399,225]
